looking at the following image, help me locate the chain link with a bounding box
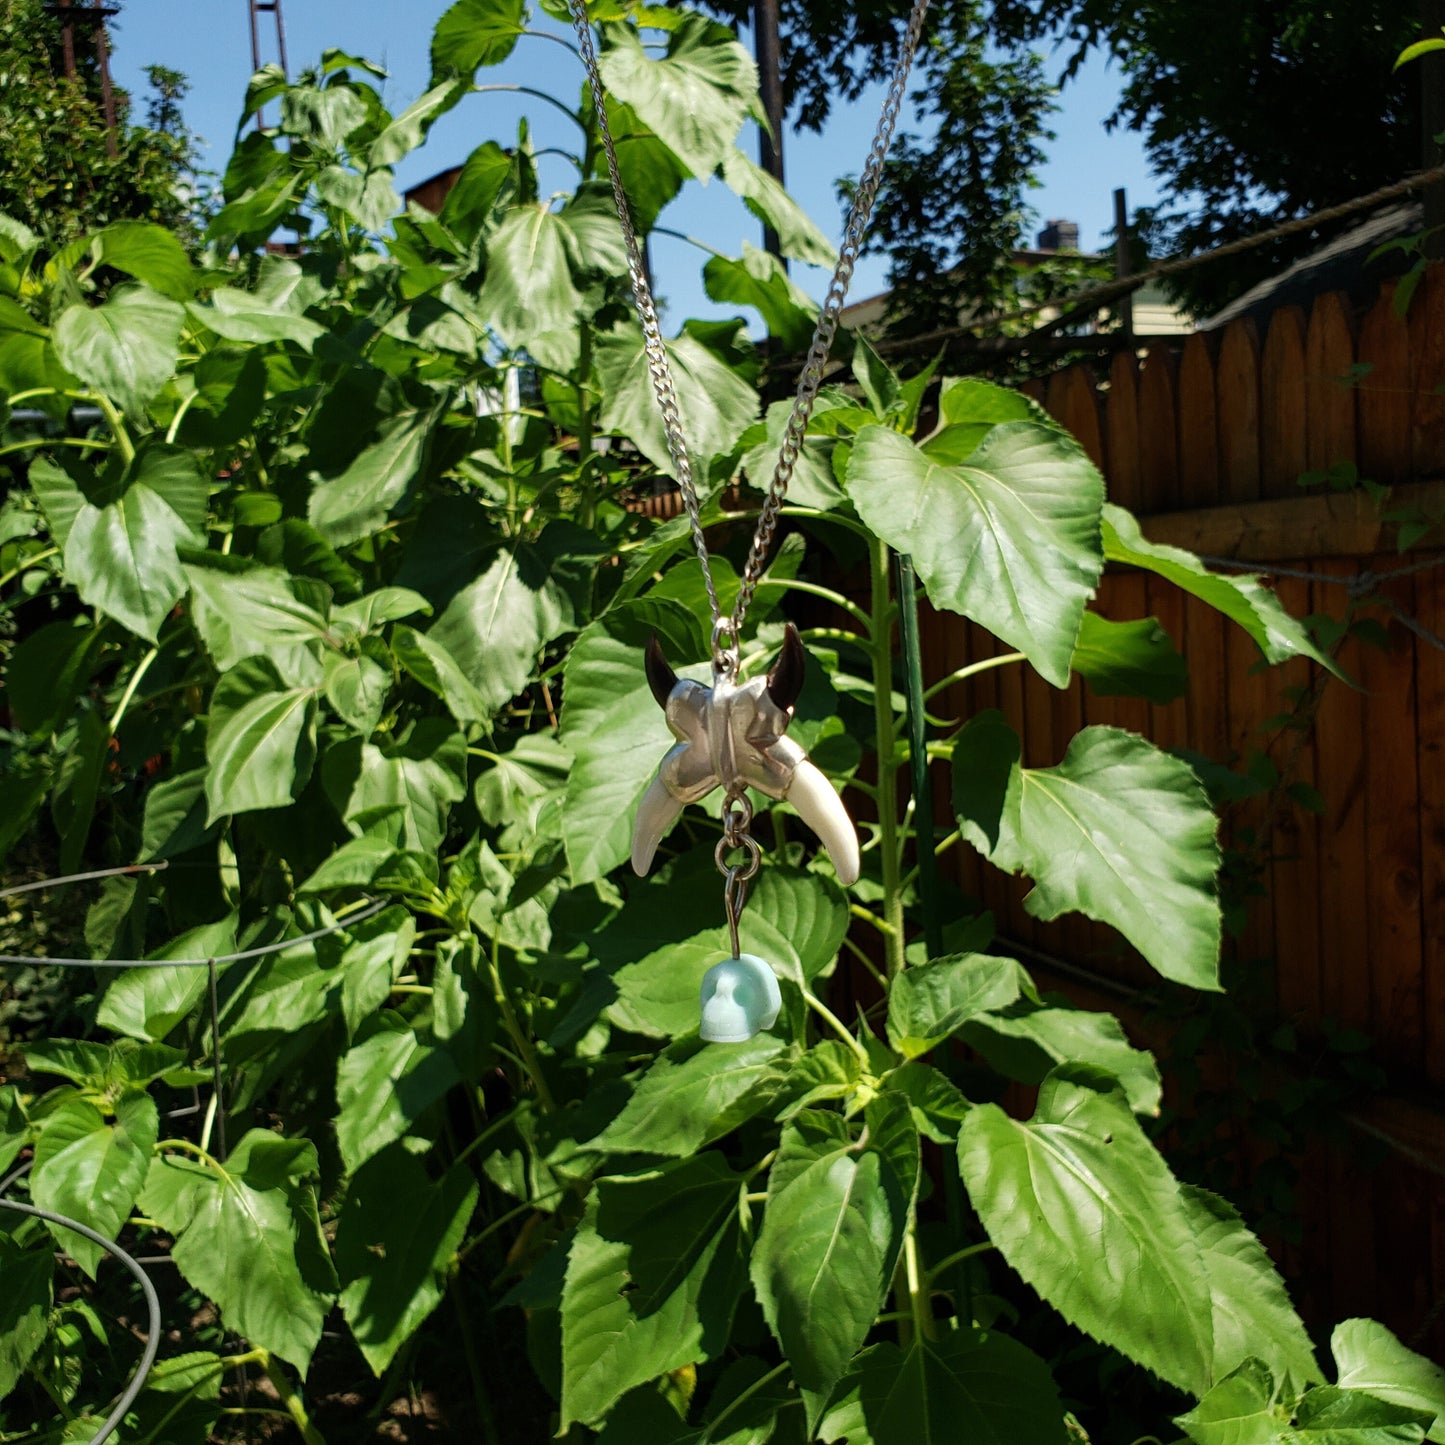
[567,0,931,645]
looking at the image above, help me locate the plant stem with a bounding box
[925,1240,995,1285]
[869,535,906,978]
[0,437,109,458]
[108,645,159,734]
[91,392,135,465]
[486,935,557,1112]
[920,652,1027,704]
[577,323,595,531]
[0,546,59,591]
[896,554,943,960]
[750,576,872,631]
[802,989,871,1066]
[261,1355,327,1445]
[904,1228,935,1342]
[900,829,962,891]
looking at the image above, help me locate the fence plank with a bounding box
[1105,350,1143,513]
[1362,592,1425,1073]
[1178,332,1220,509]
[1261,306,1308,499]
[1303,292,1358,475]
[1419,560,1445,1088]
[1216,318,1263,504]
[1051,365,1105,470]
[1357,280,1412,483]
[1137,345,1181,514]
[1311,561,1371,1035]
[1410,266,1445,477]
[1267,574,1322,1023]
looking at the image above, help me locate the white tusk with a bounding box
[785,760,860,886]
[631,774,686,876]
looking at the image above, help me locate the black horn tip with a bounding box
[645,634,678,709]
[766,623,806,711]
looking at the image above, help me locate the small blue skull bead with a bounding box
[699,953,782,1044]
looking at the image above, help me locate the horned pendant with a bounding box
[629,624,861,886]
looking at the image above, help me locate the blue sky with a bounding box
[107,1,1161,323]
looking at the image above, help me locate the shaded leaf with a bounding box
[52,283,183,414]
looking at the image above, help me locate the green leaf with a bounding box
[1102,505,1340,675]
[336,1147,478,1375]
[476,205,584,360]
[1334,1320,1445,1443]
[819,1329,1070,1445]
[139,1131,335,1372]
[591,97,689,234]
[392,624,491,728]
[886,952,1022,1059]
[560,1153,747,1429]
[958,1066,1215,1396]
[431,0,526,78]
[594,321,760,481]
[184,564,330,670]
[704,243,819,351]
[93,221,196,300]
[951,719,1222,991]
[52,283,183,414]
[60,445,208,641]
[0,1236,52,1399]
[883,1061,972,1143]
[751,1094,917,1404]
[437,141,517,242]
[309,410,433,546]
[1071,612,1188,703]
[718,148,837,267]
[740,392,853,510]
[189,285,325,349]
[429,544,573,714]
[593,1036,790,1156]
[599,14,755,179]
[369,79,469,166]
[5,617,103,736]
[963,995,1162,1117]
[96,915,238,1041]
[560,598,706,885]
[926,377,1053,462]
[31,1093,157,1277]
[1397,36,1445,70]
[330,719,467,856]
[205,656,321,822]
[324,650,390,735]
[335,1013,462,1172]
[1179,1364,1433,1445]
[848,423,1104,687]
[1175,1359,1288,1445]
[1186,1187,1320,1391]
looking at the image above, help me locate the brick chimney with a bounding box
[1036,219,1080,251]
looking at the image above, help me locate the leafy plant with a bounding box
[1,2,1440,1442]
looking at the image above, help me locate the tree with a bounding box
[703,0,1421,319]
[0,0,200,246]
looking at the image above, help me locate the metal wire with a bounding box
[0,896,388,969]
[0,1195,161,1445]
[567,0,932,660]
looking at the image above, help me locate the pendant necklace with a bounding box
[566,0,932,1042]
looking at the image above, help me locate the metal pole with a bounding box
[753,0,786,267]
[1113,187,1134,341]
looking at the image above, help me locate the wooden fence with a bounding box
[933,266,1445,1358]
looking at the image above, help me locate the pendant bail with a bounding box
[711,617,741,682]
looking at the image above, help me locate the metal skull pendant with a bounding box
[629,624,861,886]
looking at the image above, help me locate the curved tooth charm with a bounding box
[630,624,860,886]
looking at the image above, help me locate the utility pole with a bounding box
[753,0,786,266]
[247,0,290,128]
[1113,187,1134,342]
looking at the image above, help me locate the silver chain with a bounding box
[567,0,931,669]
